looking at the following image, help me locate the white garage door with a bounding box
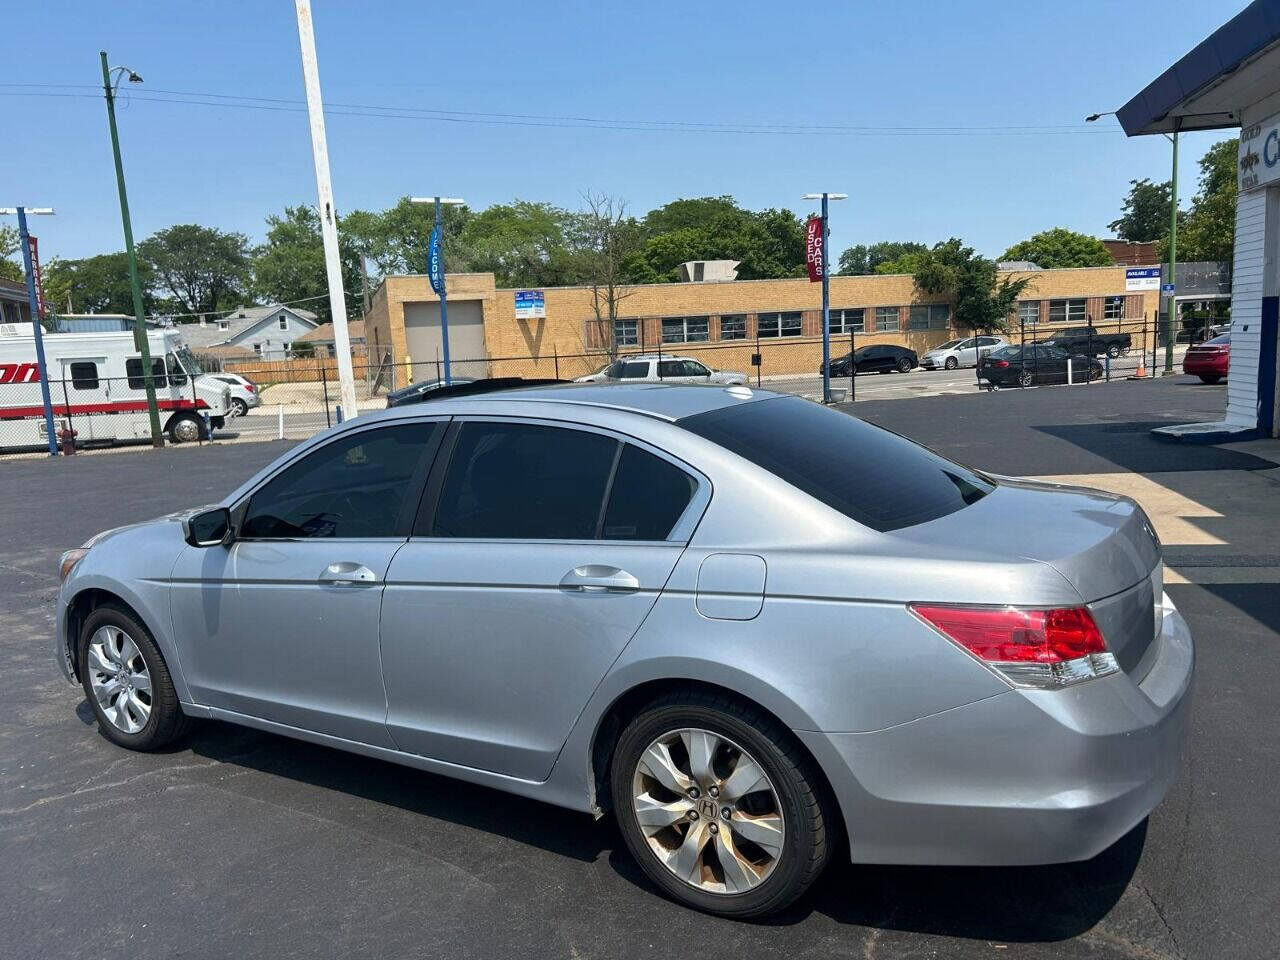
[403,300,488,381]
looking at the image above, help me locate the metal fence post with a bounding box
[755,331,761,389]
[193,373,203,445]
[553,345,560,380]
[60,378,74,454]
[849,330,855,402]
[321,363,332,429]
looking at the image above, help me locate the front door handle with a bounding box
[319,561,379,585]
[559,565,640,594]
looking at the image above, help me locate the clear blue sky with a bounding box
[1,0,1245,265]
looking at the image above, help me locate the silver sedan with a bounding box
[55,383,1193,917]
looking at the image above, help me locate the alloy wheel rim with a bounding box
[87,626,152,734]
[631,727,785,895]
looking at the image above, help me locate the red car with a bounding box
[1183,333,1230,384]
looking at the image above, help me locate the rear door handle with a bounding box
[319,561,379,585]
[559,565,640,594]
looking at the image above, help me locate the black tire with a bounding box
[896,357,912,373]
[1199,374,1222,384]
[944,356,958,370]
[166,412,205,444]
[1106,343,1123,359]
[1017,370,1034,388]
[78,603,193,751]
[611,689,835,918]
[229,397,249,417]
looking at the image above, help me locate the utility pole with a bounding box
[411,196,466,385]
[804,192,847,403]
[0,206,59,455]
[1164,121,1180,374]
[294,0,358,419]
[100,51,163,447]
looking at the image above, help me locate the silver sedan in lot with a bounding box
[55,383,1193,917]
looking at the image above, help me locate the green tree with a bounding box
[837,241,927,276]
[339,208,389,312]
[138,223,250,315]
[377,196,474,275]
[0,225,22,283]
[1000,228,1113,268]
[910,238,1031,335]
[42,252,156,315]
[1109,178,1174,242]
[251,205,361,321]
[1161,138,1237,263]
[875,249,932,275]
[632,196,805,281]
[460,201,577,288]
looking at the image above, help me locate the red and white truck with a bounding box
[0,323,232,449]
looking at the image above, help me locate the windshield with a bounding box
[936,339,964,350]
[679,396,994,532]
[174,345,204,375]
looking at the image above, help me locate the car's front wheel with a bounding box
[78,604,192,750]
[1106,343,1123,359]
[944,356,958,370]
[896,357,913,373]
[611,690,834,917]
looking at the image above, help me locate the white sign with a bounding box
[514,289,545,320]
[1239,111,1280,193]
[1126,267,1161,291]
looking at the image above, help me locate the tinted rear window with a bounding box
[679,396,994,532]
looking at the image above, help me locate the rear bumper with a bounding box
[1183,357,1228,376]
[801,592,1193,866]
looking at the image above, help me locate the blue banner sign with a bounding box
[514,289,545,319]
[428,224,444,295]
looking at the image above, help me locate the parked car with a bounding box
[55,383,1192,917]
[212,373,262,418]
[386,377,476,408]
[822,344,917,377]
[1038,325,1131,358]
[575,355,747,385]
[1183,333,1230,384]
[919,336,1007,370]
[979,344,1103,387]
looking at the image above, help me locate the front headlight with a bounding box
[59,548,89,583]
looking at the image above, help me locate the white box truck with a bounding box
[0,323,232,449]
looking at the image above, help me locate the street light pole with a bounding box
[0,206,59,455]
[1165,121,1180,374]
[100,51,163,447]
[804,192,847,404]
[411,196,465,386]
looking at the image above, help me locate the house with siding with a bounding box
[179,304,319,360]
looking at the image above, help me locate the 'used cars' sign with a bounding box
[1239,111,1280,193]
[805,214,824,283]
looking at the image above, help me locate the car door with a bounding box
[953,338,976,366]
[169,419,446,746]
[657,359,690,382]
[58,358,109,441]
[680,359,713,382]
[379,418,707,781]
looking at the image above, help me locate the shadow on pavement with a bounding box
[1032,421,1275,474]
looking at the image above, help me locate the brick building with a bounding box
[363,264,1163,383]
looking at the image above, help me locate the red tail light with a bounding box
[246,383,257,392]
[910,604,1117,687]
[991,360,1010,368]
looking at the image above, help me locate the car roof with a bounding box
[614,354,701,362]
[376,381,775,422]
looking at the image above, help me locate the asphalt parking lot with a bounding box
[2,375,1277,959]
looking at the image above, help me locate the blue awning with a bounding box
[1118,0,1280,136]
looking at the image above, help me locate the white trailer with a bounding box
[0,324,231,449]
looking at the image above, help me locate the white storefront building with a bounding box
[1119,0,1280,440]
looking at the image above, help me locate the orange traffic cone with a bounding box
[1134,356,1148,378]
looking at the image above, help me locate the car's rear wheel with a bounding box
[944,356,958,370]
[1199,374,1222,384]
[1106,343,1123,359]
[1017,370,1034,387]
[78,604,192,751]
[611,691,833,917]
[896,357,912,373]
[229,397,249,418]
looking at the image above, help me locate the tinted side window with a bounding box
[242,423,438,539]
[126,357,167,390]
[680,397,993,533]
[658,360,684,378]
[602,445,697,540]
[620,362,650,379]
[69,362,99,390]
[431,423,618,539]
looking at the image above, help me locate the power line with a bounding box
[0,85,1117,137]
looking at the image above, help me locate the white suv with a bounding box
[212,373,262,417]
[576,355,748,385]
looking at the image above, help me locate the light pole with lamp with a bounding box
[803,192,847,403]
[410,196,465,386]
[0,206,58,455]
[100,52,164,447]
[1087,109,1178,374]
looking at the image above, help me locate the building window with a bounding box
[1103,296,1124,321]
[283,342,292,353]
[757,312,802,338]
[874,306,899,332]
[661,316,710,343]
[1017,301,1040,326]
[1048,298,1086,324]
[720,314,747,340]
[218,319,229,330]
[908,304,950,330]
[278,314,288,330]
[828,308,864,334]
[613,319,638,346]
[252,343,262,355]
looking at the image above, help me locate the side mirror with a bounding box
[183,507,232,548]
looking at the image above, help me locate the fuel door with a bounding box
[696,553,766,621]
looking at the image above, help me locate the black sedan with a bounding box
[822,345,918,377]
[978,344,1103,388]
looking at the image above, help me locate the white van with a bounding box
[0,323,232,449]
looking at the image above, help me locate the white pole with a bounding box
[294,0,358,420]
[278,403,285,439]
